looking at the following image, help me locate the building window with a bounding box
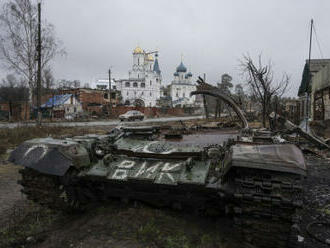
[156,78,158,82]
[125,82,130,87]
[176,92,179,97]
[183,93,185,98]
[74,107,77,113]
[150,81,152,86]
[113,85,116,90]
[142,92,144,96]
[141,83,145,88]
[138,58,139,65]
[133,82,138,87]
[150,92,152,97]
[104,93,108,99]
[138,74,139,78]
[127,91,129,96]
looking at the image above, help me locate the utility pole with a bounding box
[108,68,112,116]
[36,2,42,125]
[203,73,209,118]
[306,19,313,132]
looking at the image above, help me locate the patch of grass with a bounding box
[0,202,60,248]
[92,204,231,248]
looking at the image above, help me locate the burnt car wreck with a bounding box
[9,82,330,248]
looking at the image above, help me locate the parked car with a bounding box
[119,110,144,121]
[64,114,75,121]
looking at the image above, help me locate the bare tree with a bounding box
[215,73,233,118]
[240,54,289,127]
[58,79,81,89]
[42,68,55,90]
[0,0,65,107]
[234,83,246,110]
[0,74,28,120]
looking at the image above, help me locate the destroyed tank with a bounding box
[9,89,307,248]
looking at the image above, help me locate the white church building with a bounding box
[115,46,162,107]
[168,61,196,106]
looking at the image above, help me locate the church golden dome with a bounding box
[133,46,144,54]
[147,54,154,61]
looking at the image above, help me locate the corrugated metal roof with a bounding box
[41,94,73,108]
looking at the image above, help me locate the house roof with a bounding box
[298,63,310,96]
[312,62,330,92]
[298,59,330,96]
[41,94,73,108]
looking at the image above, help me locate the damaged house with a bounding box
[298,59,330,121]
[41,94,83,118]
[311,62,330,121]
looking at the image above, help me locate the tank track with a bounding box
[231,168,303,248]
[18,168,89,211]
[18,167,303,247]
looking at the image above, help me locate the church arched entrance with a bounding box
[134,99,145,107]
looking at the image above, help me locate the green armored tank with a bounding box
[9,90,307,248]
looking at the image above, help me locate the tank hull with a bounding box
[11,127,306,248]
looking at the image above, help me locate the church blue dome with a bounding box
[176,62,187,73]
[174,72,179,76]
[187,72,192,77]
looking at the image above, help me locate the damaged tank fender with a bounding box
[9,138,90,176]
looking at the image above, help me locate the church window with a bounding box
[183,93,185,98]
[176,92,179,97]
[104,93,108,99]
[150,65,151,70]
[142,92,144,96]
[150,81,152,86]
[126,91,129,96]
[150,92,152,97]
[134,91,136,95]
[133,82,138,87]
[125,82,130,87]
[141,83,145,88]
[156,78,158,82]
[138,58,139,65]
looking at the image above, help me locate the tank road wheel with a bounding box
[18,168,88,212]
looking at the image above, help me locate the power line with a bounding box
[312,22,324,59]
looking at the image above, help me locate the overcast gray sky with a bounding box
[2,0,330,96]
